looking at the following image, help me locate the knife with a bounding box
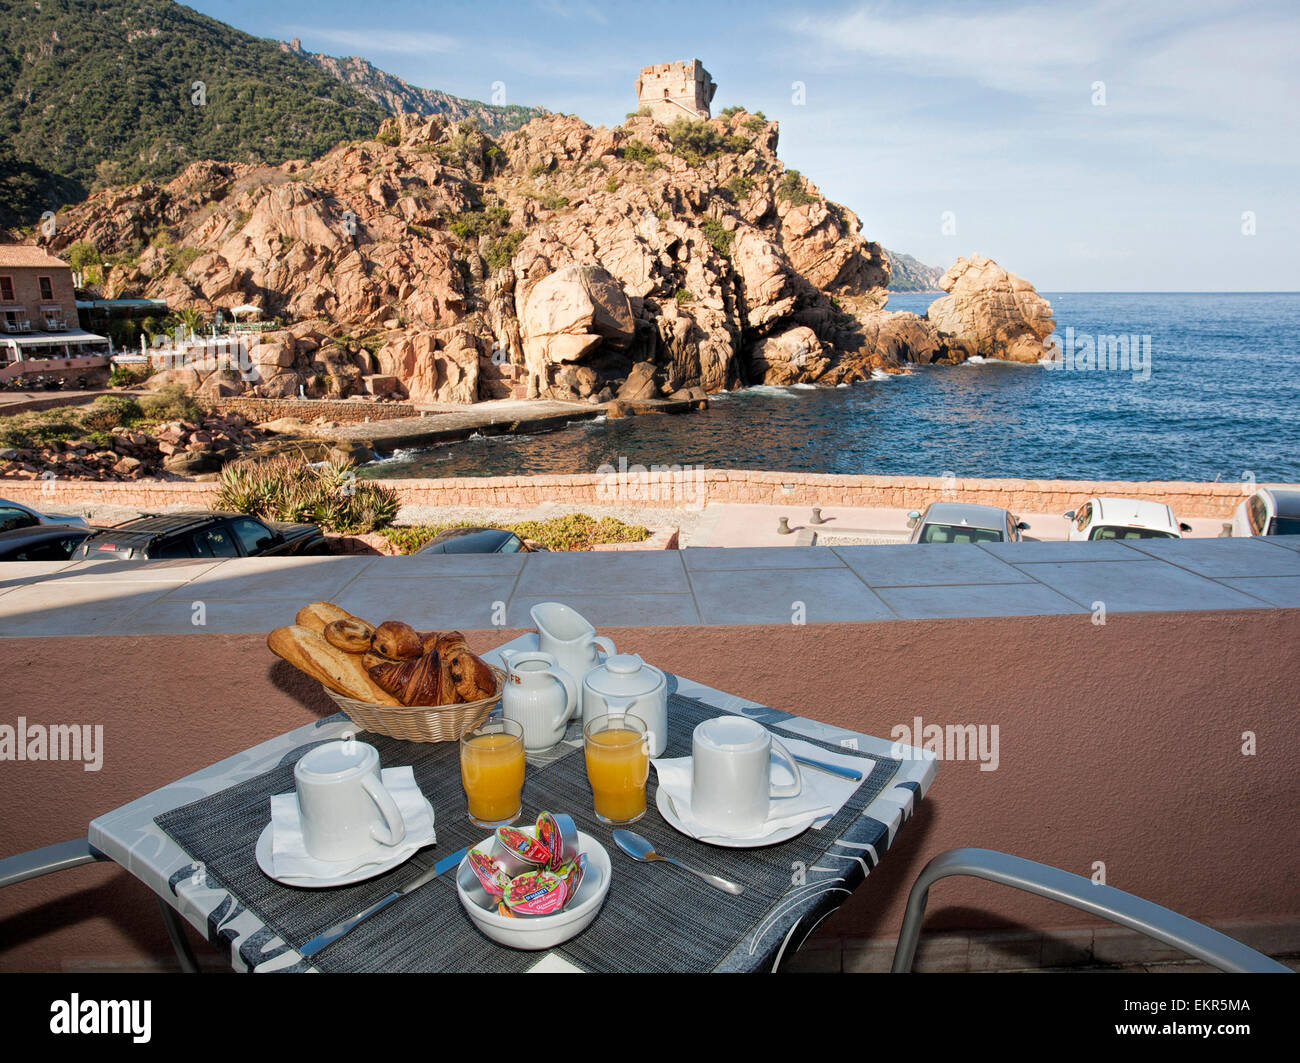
[299,846,468,960]
[792,754,864,782]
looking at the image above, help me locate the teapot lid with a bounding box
[585,653,664,698]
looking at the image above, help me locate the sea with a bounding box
[364,293,1300,485]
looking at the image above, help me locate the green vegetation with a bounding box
[107,364,151,388]
[538,191,569,211]
[604,176,620,194]
[675,287,696,305]
[376,514,651,553]
[0,0,387,227]
[743,114,768,133]
[665,117,748,166]
[375,127,401,147]
[215,454,400,535]
[483,229,524,271]
[778,169,816,206]
[726,174,755,199]
[700,217,734,257]
[0,387,206,451]
[620,139,662,169]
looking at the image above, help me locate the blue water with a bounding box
[367,293,1300,484]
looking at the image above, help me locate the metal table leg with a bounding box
[156,897,201,974]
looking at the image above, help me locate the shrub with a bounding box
[375,127,401,147]
[539,191,569,211]
[621,139,660,167]
[484,230,524,271]
[778,169,815,206]
[79,395,143,434]
[719,106,745,119]
[528,161,553,178]
[171,245,202,275]
[108,364,151,388]
[700,217,734,257]
[214,454,400,535]
[604,176,620,193]
[666,117,747,166]
[137,383,206,423]
[726,174,754,199]
[675,287,695,305]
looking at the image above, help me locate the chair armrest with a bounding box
[0,838,105,889]
[892,847,1292,974]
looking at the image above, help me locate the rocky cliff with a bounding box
[280,40,546,132]
[42,111,1054,403]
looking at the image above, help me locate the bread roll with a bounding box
[295,601,354,635]
[268,624,397,704]
[324,617,375,654]
[373,620,423,661]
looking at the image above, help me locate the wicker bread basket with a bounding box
[323,664,505,743]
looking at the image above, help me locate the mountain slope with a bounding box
[281,39,544,132]
[886,249,945,291]
[0,0,386,226]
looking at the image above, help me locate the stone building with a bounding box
[0,245,109,380]
[634,59,716,123]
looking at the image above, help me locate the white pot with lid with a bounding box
[581,653,667,757]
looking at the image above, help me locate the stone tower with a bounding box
[634,59,717,123]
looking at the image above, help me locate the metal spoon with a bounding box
[612,829,744,896]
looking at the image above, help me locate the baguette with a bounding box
[295,601,355,635]
[268,624,398,704]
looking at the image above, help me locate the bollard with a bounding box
[777,517,792,535]
[809,507,825,525]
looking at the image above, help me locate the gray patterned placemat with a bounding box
[155,695,901,972]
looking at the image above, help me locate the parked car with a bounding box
[906,503,1029,544]
[416,527,545,554]
[71,513,330,561]
[0,524,94,561]
[0,497,90,533]
[1228,488,1300,538]
[1064,497,1191,541]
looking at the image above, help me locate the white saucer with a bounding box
[255,798,436,888]
[655,787,817,848]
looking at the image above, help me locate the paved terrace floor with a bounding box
[1,536,1297,637]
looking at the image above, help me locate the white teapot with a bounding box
[581,653,667,757]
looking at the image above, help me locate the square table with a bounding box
[89,635,936,973]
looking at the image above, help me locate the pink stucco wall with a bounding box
[1,609,1297,971]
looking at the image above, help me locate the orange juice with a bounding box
[584,727,649,823]
[461,732,525,825]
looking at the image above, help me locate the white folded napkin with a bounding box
[270,766,436,881]
[652,737,874,841]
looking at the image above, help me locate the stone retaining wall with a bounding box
[2,471,1288,519]
[211,397,416,423]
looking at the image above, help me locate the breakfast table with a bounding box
[88,634,937,973]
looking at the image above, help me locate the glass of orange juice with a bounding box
[584,713,650,825]
[460,718,525,829]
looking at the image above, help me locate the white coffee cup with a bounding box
[691,717,802,834]
[294,740,406,862]
[531,602,615,685]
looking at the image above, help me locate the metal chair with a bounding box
[892,848,1292,973]
[0,839,201,973]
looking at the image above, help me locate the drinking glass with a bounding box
[583,713,649,825]
[460,718,525,829]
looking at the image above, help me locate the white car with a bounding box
[1064,498,1190,541]
[0,497,90,533]
[1229,488,1300,538]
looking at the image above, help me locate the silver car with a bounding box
[907,502,1029,544]
[1229,488,1300,538]
[0,497,90,533]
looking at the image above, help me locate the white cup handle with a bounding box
[548,667,579,724]
[769,738,802,799]
[593,636,615,659]
[361,774,407,847]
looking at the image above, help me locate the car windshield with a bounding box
[1270,516,1300,535]
[918,523,1004,544]
[1091,526,1179,540]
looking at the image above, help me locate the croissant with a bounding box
[448,650,497,703]
[324,617,375,654]
[434,630,470,658]
[367,650,456,706]
[372,620,423,661]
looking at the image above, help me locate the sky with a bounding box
[192,0,1298,291]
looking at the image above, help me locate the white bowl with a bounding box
[456,826,611,950]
